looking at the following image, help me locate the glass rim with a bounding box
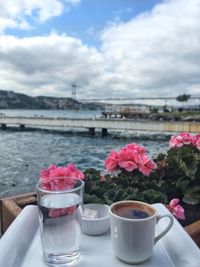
[36,177,84,194]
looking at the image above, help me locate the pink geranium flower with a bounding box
[40,164,58,180]
[39,163,85,192]
[118,147,138,172]
[40,163,85,181]
[138,154,157,176]
[192,134,200,150]
[105,143,156,176]
[125,143,146,154]
[105,150,119,172]
[62,163,85,180]
[166,198,185,220]
[39,163,84,218]
[49,206,76,218]
[169,132,194,149]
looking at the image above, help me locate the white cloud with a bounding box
[65,0,80,4]
[0,0,200,99]
[0,33,105,98]
[100,0,200,97]
[0,18,18,33]
[0,0,79,32]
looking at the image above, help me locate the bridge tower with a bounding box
[71,84,77,99]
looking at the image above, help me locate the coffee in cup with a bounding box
[109,200,174,264]
[112,201,154,219]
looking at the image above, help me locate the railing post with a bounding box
[102,128,108,137]
[88,128,95,136]
[1,124,6,130]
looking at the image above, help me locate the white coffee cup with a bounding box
[109,200,174,264]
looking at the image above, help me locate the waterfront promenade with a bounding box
[0,116,200,134]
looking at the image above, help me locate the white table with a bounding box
[0,204,199,267]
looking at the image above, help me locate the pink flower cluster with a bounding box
[39,164,84,218]
[105,143,157,176]
[39,163,84,194]
[166,198,185,220]
[40,163,85,182]
[49,206,76,218]
[169,132,200,149]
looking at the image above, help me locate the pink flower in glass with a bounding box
[48,166,66,178]
[49,206,76,218]
[39,164,84,191]
[40,164,58,180]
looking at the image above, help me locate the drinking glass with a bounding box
[36,177,84,266]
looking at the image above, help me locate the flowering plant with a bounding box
[105,143,157,176]
[83,143,185,220]
[40,163,85,181]
[169,132,200,149]
[39,163,85,218]
[40,137,198,221]
[40,163,85,191]
[156,132,200,205]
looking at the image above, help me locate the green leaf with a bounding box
[183,186,200,205]
[103,193,114,205]
[142,189,168,204]
[113,189,127,202]
[184,160,198,180]
[84,193,104,204]
[176,179,190,192]
[183,195,199,205]
[84,168,101,181]
[185,186,200,195]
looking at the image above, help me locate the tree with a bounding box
[176,94,191,103]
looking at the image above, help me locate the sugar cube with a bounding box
[83,208,98,219]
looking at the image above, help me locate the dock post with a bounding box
[1,124,6,130]
[88,128,95,136]
[102,128,108,137]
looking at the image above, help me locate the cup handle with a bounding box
[154,214,174,244]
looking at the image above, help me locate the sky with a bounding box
[0,0,200,100]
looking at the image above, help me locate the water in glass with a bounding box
[38,192,82,265]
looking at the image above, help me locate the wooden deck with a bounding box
[1,115,200,133]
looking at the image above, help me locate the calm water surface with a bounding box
[0,109,170,197]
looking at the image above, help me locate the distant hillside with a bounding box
[0,90,104,110]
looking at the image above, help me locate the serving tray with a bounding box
[0,204,199,267]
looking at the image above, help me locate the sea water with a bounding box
[0,109,170,198]
[38,193,82,265]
